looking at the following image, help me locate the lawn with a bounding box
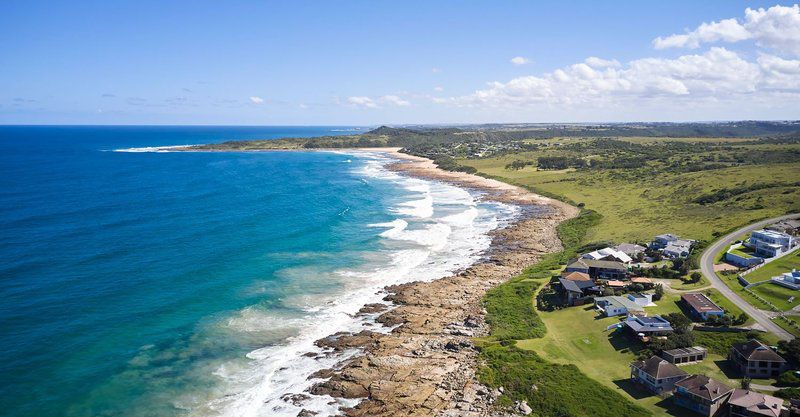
[517,303,747,416]
[745,250,800,283]
[750,283,799,312]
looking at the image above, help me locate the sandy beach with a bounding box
[305,148,578,416]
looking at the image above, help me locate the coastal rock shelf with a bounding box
[304,153,578,417]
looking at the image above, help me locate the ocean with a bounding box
[0,126,518,417]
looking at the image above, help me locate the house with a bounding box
[726,244,765,268]
[561,271,591,281]
[729,340,788,378]
[673,375,734,417]
[558,278,601,305]
[581,247,634,264]
[629,292,654,307]
[767,219,800,236]
[664,239,695,259]
[728,389,784,417]
[630,356,688,393]
[651,234,680,249]
[615,243,647,258]
[595,295,644,317]
[565,258,628,280]
[631,277,654,286]
[682,293,725,321]
[624,314,674,336]
[771,269,800,290]
[746,229,794,258]
[606,280,626,288]
[661,346,708,365]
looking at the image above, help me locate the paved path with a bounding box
[699,213,800,341]
[749,383,780,392]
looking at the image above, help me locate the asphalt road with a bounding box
[699,213,800,341]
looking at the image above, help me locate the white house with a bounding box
[595,295,642,317]
[772,270,800,290]
[746,230,794,258]
[581,247,633,264]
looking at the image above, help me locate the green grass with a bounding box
[461,157,800,244]
[750,283,799,312]
[729,247,755,259]
[516,303,747,416]
[745,250,800,283]
[694,330,779,356]
[479,343,651,417]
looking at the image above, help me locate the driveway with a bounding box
[699,213,800,341]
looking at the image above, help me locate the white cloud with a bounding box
[510,56,531,66]
[584,57,621,68]
[439,47,799,109]
[431,67,442,73]
[434,86,444,92]
[346,95,411,108]
[249,96,264,104]
[347,96,378,108]
[380,95,411,106]
[653,5,800,56]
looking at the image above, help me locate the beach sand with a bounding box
[306,148,578,416]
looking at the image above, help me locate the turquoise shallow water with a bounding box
[0,126,517,417]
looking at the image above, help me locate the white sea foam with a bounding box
[112,145,194,152]
[197,151,520,417]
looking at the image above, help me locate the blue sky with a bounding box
[1,1,799,125]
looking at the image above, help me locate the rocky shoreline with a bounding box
[298,151,578,417]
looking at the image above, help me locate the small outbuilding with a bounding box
[661,346,707,365]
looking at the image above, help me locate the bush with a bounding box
[478,344,650,417]
[779,371,800,387]
[775,387,800,400]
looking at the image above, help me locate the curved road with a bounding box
[700,213,800,341]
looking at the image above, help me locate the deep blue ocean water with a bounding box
[0,126,516,417]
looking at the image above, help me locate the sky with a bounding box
[1,0,799,125]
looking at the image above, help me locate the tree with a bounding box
[741,377,752,390]
[779,338,800,366]
[653,284,664,301]
[664,313,692,333]
[689,272,702,283]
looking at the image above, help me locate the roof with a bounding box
[752,229,792,240]
[559,278,598,293]
[729,389,784,417]
[655,234,679,241]
[581,247,633,263]
[631,356,688,380]
[582,259,627,270]
[606,280,626,287]
[566,259,590,270]
[631,277,653,284]
[682,293,724,314]
[663,346,707,357]
[731,340,787,363]
[675,375,733,401]
[561,271,591,281]
[664,240,692,254]
[615,243,646,255]
[625,315,674,333]
[595,295,642,311]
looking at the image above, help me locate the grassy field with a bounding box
[746,250,800,283]
[750,283,799,312]
[462,158,800,244]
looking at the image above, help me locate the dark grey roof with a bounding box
[675,375,733,401]
[559,278,598,293]
[732,340,786,363]
[615,243,646,255]
[631,356,688,379]
[663,346,707,356]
